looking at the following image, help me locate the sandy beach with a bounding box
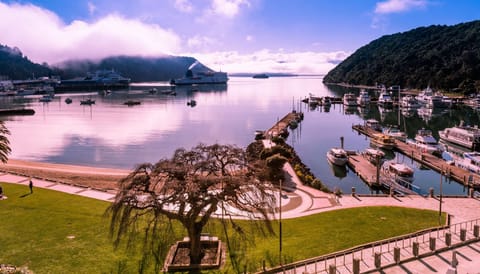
[0,159,130,191]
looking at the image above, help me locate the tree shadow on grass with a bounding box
[19,193,32,198]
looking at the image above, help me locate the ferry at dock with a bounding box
[170,61,228,85]
[439,123,480,151]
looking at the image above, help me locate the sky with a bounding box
[1,0,479,74]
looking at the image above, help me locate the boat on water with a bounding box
[416,86,435,105]
[187,99,197,107]
[124,100,141,106]
[365,119,382,132]
[363,148,386,165]
[370,133,396,150]
[455,152,480,174]
[55,69,130,92]
[377,88,393,107]
[439,123,480,151]
[406,128,442,155]
[400,95,421,109]
[252,73,269,79]
[64,98,72,104]
[170,61,228,85]
[383,161,414,182]
[383,125,407,142]
[356,89,370,107]
[326,148,348,166]
[80,98,95,105]
[343,92,357,107]
[39,94,54,102]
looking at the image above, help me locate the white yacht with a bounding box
[356,89,371,107]
[170,61,228,85]
[343,92,358,107]
[456,152,480,174]
[400,95,420,109]
[406,128,442,155]
[365,119,382,132]
[439,123,480,151]
[383,161,414,182]
[416,86,434,105]
[363,148,386,165]
[326,148,348,166]
[383,125,407,142]
[377,89,393,107]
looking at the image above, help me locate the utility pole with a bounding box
[279,179,283,265]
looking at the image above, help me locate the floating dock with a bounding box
[0,108,35,116]
[352,124,480,189]
[264,111,303,138]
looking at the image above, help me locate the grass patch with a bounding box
[0,183,444,273]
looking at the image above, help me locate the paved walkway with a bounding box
[2,157,480,273]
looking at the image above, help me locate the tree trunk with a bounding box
[187,223,203,265]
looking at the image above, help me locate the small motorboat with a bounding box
[187,99,197,107]
[64,98,72,104]
[363,148,386,165]
[80,98,95,105]
[124,100,141,106]
[383,161,414,182]
[326,148,348,166]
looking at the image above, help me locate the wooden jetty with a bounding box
[0,108,35,116]
[352,124,480,189]
[348,153,417,195]
[264,111,303,138]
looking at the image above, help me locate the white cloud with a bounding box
[210,0,250,17]
[375,0,428,14]
[186,50,351,75]
[87,1,97,15]
[174,0,194,13]
[187,35,217,50]
[0,2,181,64]
[245,35,254,42]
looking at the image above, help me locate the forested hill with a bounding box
[323,20,480,93]
[57,56,197,82]
[0,44,52,79]
[0,43,199,82]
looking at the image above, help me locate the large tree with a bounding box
[107,143,276,268]
[0,121,11,163]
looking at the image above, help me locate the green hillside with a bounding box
[323,20,480,94]
[0,44,52,80]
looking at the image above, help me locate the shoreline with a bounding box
[0,159,130,191]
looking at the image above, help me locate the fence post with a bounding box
[452,251,458,267]
[429,187,434,198]
[328,264,336,274]
[353,258,360,274]
[394,247,400,264]
[429,237,436,251]
[374,252,381,268]
[413,242,419,257]
[474,225,479,237]
[460,229,467,241]
[445,232,452,246]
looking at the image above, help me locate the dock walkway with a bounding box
[352,124,480,189]
[265,111,303,138]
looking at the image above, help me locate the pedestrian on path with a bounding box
[29,178,33,194]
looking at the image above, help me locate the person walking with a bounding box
[29,178,33,194]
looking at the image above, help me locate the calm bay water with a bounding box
[1,76,477,195]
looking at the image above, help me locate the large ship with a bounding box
[55,69,130,92]
[439,123,480,151]
[170,61,228,85]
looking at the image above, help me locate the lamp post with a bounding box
[439,167,443,225]
[279,179,283,265]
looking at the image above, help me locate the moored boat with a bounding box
[356,89,370,107]
[326,148,348,166]
[377,88,393,107]
[365,119,382,132]
[170,61,228,85]
[455,152,480,174]
[80,98,95,105]
[383,125,407,142]
[383,161,414,182]
[400,95,420,109]
[370,133,396,150]
[343,92,357,107]
[363,148,386,165]
[406,128,442,155]
[439,123,480,151]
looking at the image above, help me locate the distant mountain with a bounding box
[57,56,198,82]
[323,20,480,94]
[0,44,52,80]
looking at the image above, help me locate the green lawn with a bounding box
[0,183,443,273]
